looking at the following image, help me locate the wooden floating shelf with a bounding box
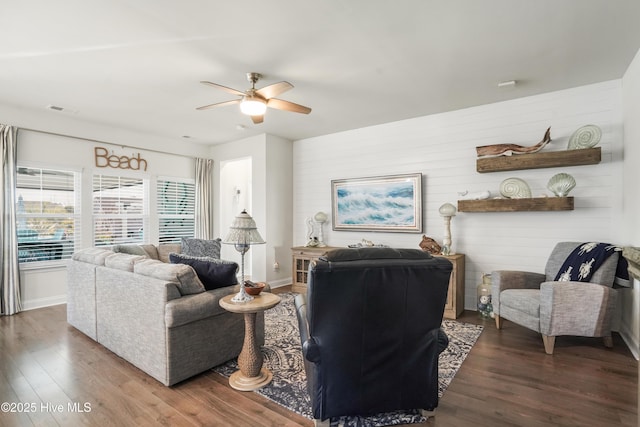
[476,147,601,173]
[458,197,574,212]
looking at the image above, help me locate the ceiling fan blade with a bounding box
[200,81,245,97]
[267,98,312,114]
[251,115,264,124]
[256,81,293,99]
[196,99,241,110]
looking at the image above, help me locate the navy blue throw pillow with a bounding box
[169,253,238,290]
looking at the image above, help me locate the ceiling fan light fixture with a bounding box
[240,96,267,116]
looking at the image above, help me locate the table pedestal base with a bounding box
[228,367,273,391]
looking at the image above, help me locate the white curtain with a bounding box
[0,124,22,315]
[195,158,214,239]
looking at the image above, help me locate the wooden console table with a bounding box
[291,246,340,293]
[434,253,465,319]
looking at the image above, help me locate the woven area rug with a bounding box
[214,293,483,426]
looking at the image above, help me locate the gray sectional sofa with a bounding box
[67,243,264,386]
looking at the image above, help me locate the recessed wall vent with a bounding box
[46,105,77,114]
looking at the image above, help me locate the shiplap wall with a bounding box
[293,80,624,311]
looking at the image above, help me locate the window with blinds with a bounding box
[157,177,195,243]
[93,174,148,246]
[16,167,80,264]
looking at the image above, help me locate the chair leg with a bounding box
[603,336,613,348]
[495,315,502,329]
[542,335,555,354]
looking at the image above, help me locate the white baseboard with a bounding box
[22,295,66,311]
[268,278,292,289]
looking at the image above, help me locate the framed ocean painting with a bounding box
[331,173,422,233]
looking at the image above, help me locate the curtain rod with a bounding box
[18,127,204,160]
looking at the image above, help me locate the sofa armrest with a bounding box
[294,293,321,363]
[165,286,235,328]
[492,270,545,293]
[539,281,617,337]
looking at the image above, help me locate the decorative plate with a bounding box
[567,124,601,149]
[547,173,576,197]
[499,178,531,199]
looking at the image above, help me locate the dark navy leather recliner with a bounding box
[294,247,451,425]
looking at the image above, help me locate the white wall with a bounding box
[210,134,293,287]
[265,134,294,286]
[293,80,625,313]
[0,102,210,159]
[15,129,199,310]
[621,48,640,358]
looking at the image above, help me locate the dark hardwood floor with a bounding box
[0,286,637,427]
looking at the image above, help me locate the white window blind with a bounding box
[93,174,148,246]
[157,177,195,243]
[16,166,80,264]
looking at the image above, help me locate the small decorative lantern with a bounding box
[477,273,494,319]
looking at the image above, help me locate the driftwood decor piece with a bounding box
[476,127,551,158]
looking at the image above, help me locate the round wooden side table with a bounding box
[219,292,281,391]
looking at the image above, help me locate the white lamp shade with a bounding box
[240,97,267,116]
[439,202,457,217]
[223,210,265,245]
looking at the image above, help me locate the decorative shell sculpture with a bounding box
[499,178,531,199]
[419,235,442,254]
[547,173,576,197]
[567,125,601,149]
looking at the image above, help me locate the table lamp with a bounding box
[439,202,457,255]
[223,210,265,303]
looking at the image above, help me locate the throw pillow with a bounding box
[169,252,236,265]
[112,244,148,257]
[156,243,182,263]
[181,237,222,259]
[170,253,238,291]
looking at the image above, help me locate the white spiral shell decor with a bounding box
[567,124,601,149]
[547,173,576,197]
[499,178,531,199]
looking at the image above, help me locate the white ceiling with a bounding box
[2,0,640,145]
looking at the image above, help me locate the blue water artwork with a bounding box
[332,174,422,232]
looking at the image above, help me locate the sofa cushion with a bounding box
[169,253,238,291]
[134,259,205,295]
[139,244,159,260]
[72,248,112,265]
[157,243,182,263]
[105,253,146,271]
[165,286,232,328]
[500,289,541,318]
[113,244,148,257]
[181,237,221,259]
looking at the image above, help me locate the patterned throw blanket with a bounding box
[554,242,629,285]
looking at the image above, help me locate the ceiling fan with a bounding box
[196,72,312,124]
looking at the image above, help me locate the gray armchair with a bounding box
[492,242,619,354]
